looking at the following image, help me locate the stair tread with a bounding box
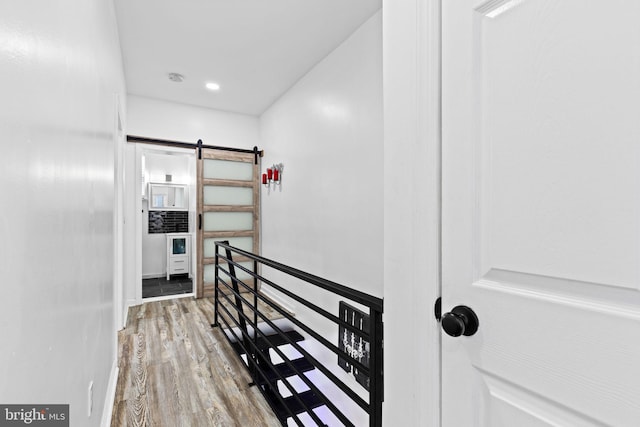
[257,357,315,385]
[231,329,305,355]
[269,389,325,420]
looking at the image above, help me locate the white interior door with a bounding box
[442,1,640,426]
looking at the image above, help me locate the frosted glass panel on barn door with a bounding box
[197,149,260,298]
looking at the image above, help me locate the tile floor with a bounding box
[142,274,193,298]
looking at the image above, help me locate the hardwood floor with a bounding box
[111,296,283,426]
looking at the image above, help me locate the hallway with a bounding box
[0,1,387,423]
[5,0,640,425]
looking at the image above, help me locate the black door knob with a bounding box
[441,305,479,337]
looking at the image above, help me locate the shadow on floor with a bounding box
[143,274,193,299]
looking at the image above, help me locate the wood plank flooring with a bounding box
[111,296,283,427]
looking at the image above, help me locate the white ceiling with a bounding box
[114,0,381,116]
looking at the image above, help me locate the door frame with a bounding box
[113,94,126,333]
[382,0,441,425]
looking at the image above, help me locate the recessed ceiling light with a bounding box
[168,72,184,82]
[206,82,220,91]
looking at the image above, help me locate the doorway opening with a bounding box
[140,146,196,300]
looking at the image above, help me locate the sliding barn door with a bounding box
[197,149,260,298]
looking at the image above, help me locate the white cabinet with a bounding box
[166,233,191,280]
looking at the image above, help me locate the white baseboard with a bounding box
[260,287,296,316]
[142,293,194,303]
[142,273,165,279]
[101,360,119,427]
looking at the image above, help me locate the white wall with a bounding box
[123,95,260,305]
[260,11,383,295]
[259,11,382,425]
[127,95,261,148]
[0,0,125,425]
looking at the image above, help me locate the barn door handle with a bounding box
[441,306,479,337]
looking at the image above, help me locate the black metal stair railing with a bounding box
[212,241,384,427]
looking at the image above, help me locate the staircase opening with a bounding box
[213,241,383,427]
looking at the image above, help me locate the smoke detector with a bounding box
[168,73,184,82]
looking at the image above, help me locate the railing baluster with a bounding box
[369,308,383,427]
[223,242,256,381]
[253,259,258,344]
[213,242,220,327]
